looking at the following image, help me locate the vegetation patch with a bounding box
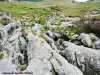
[0,54,4,60]
[31,30,37,35]
[6,51,10,56]
[0,17,11,25]
[35,17,46,25]
[39,32,46,39]
[16,64,27,71]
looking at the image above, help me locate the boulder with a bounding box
[23,22,32,26]
[0,12,12,25]
[25,32,83,75]
[89,33,99,41]
[64,17,80,22]
[61,22,74,27]
[50,51,83,75]
[70,34,82,45]
[0,12,12,18]
[94,40,100,49]
[43,33,54,43]
[60,41,100,75]
[54,32,62,39]
[45,30,59,41]
[46,31,54,37]
[78,33,92,47]
[70,34,78,41]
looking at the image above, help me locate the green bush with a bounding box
[78,17,100,37]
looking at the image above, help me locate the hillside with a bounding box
[43,0,72,3]
[0,1,100,17]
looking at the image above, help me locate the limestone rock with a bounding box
[0,12,84,75]
[89,33,99,41]
[61,22,73,27]
[50,52,83,75]
[61,41,100,75]
[94,39,100,49]
[78,33,92,47]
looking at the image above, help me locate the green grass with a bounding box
[0,2,52,18]
[61,2,100,17]
[0,1,100,18]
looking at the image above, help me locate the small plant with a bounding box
[31,30,37,35]
[16,64,27,71]
[6,51,10,56]
[42,25,50,31]
[0,17,11,25]
[39,32,46,40]
[0,54,4,60]
[36,17,46,25]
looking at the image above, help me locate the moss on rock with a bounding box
[0,17,11,25]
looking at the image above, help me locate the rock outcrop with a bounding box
[94,40,100,49]
[0,12,83,75]
[60,41,100,75]
[1,12,100,75]
[78,33,92,47]
[26,33,83,75]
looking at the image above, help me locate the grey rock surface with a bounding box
[94,39,100,49]
[1,12,100,75]
[60,41,100,75]
[89,33,99,41]
[25,32,83,75]
[0,13,83,75]
[78,33,92,47]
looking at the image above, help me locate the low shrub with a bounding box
[79,17,100,37]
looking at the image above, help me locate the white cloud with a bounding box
[74,0,89,2]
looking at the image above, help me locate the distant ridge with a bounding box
[93,0,100,2]
[8,0,72,2]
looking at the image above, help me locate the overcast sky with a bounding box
[75,0,89,2]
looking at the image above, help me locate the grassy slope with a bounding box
[0,0,100,18]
